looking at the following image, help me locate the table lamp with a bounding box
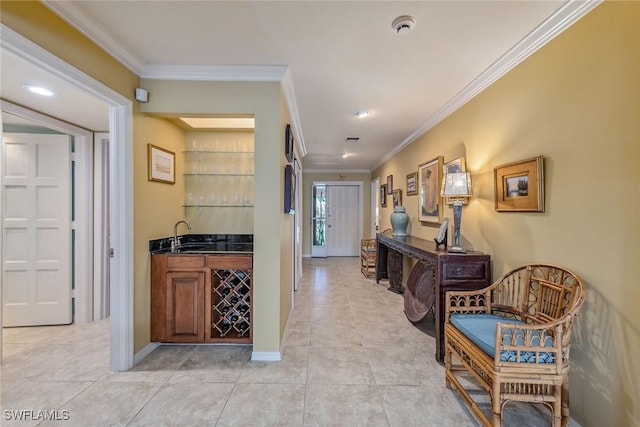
[441,172,472,253]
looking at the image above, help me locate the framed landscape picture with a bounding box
[147,144,175,184]
[418,156,443,223]
[494,155,544,212]
[406,172,417,196]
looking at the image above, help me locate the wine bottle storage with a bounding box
[211,268,252,340]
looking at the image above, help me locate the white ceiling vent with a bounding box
[391,15,416,36]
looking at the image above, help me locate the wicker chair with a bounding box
[360,238,377,278]
[444,264,586,427]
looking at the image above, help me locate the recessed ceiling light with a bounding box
[22,85,57,97]
[353,109,370,118]
[342,153,352,159]
[392,15,416,36]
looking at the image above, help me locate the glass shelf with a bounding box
[183,204,254,208]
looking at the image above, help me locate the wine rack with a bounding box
[210,267,252,342]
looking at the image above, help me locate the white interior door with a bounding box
[2,133,72,326]
[327,185,359,256]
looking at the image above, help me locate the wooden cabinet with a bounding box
[151,253,252,344]
[376,232,491,363]
[166,271,205,342]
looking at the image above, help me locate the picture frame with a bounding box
[284,164,295,214]
[494,155,544,212]
[418,156,443,223]
[147,144,175,184]
[392,189,402,207]
[386,175,393,194]
[380,184,388,207]
[406,172,418,196]
[285,124,294,163]
[443,157,467,205]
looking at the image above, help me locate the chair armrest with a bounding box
[445,288,491,320]
[494,321,565,368]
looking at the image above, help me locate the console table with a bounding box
[376,231,491,363]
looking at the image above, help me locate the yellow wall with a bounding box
[372,3,639,425]
[279,90,294,340]
[302,172,372,256]
[133,117,185,350]
[140,79,289,354]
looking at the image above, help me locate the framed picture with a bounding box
[494,155,544,212]
[392,189,402,207]
[406,172,418,196]
[285,124,294,163]
[418,156,443,223]
[387,175,393,194]
[147,144,175,184]
[284,164,295,214]
[443,157,467,205]
[380,184,387,207]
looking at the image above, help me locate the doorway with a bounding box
[1,25,134,371]
[311,181,363,258]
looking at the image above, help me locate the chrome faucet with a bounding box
[172,220,191,251]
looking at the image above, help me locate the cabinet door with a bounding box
[166,271,205,342]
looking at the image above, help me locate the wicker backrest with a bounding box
[491,264,585,324]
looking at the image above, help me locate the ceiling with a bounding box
[2,1,594,171]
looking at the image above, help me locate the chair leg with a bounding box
[492,381,502,427]
[560,379,570,427]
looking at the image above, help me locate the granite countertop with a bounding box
[149,234,253,254]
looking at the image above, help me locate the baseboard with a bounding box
[251,351,281,361]
[134,342,160,365]
[302,253,311,258]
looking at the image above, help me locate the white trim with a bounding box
[109,103,135,371]
[141,64,287,81]
[251,351,282,362]
[134,342,161,365]
[40,0,143,75]
[93,133,110,320]
[0,101,95,324]
[304,169,371,174]
[281,69,307,158]
[1,25,135,372]
[373,0,603,170]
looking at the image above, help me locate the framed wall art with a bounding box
[284,164,296,214]
[406,172,418,196]
[392,189,402,207]
[285,124,294,163]
[387,175,393,194]
[147,144,175,184]
[443,157,467,205]
[494,155,544,212]
[380,184,388,207]
[418,156,443,223]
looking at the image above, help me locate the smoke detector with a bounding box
[391,15,416,36]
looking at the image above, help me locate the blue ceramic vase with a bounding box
[390,206,409,236]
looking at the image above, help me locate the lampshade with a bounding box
[441,172,472,198]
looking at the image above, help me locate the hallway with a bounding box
[1,257,563,426]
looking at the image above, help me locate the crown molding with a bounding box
[140,64,287,81]
[303,169,371,174]
[374,0,603,170]
[41,0,144,75]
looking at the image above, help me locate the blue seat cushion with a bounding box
[450,314,556,363]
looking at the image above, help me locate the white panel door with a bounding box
[2,133,72,326]
[327,185,359,256]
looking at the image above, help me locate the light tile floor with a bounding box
[1,257,571,426]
